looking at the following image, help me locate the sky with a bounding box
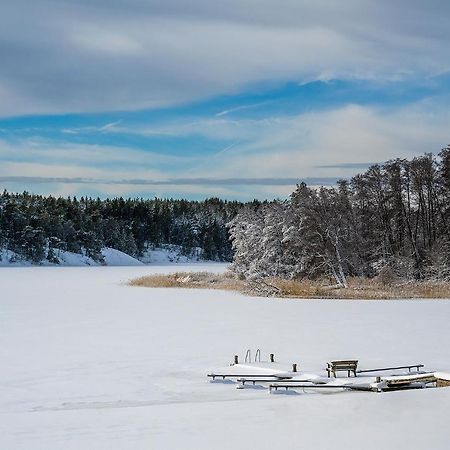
[0,0,449,200]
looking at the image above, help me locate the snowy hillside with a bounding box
[139,245,203,264]
[0,249,32,266]
[0,247,142,266]
[1,265,450,449]
[0,246,207,267]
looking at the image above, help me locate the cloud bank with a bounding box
[1,100,449,199]
[0,0,449,116]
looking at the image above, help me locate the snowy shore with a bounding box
[0,246,210,267]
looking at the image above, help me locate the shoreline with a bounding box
[129,271,450,300]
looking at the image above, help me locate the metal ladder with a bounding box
[245,348,261,363]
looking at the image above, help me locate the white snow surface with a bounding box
[139,246,203,264]
[0,247,142,267]
[0,246,205,267]
[0,249,31,266]
[1,264,450,450]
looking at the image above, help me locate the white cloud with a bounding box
[182,102,450,180]
[0,0,449,116]
[70,28,143,56]
[1,100,448,199]
[0,138,193,168]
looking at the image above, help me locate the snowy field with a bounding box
[1,265,450,450]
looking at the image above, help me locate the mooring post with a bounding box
[270,353,274,363]
[234,355,239,365]
[375,377,382,393]
[292,363,297,372]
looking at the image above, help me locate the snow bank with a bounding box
[139,245,202,264]
[102,248,144,266]
[0,249,31,266]
[0,246,204,267]
[55,248,144,266]
[51,250,97,266]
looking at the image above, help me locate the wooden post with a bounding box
[234,355,239,365]
[292,363,297,372]
[270,353,274,363]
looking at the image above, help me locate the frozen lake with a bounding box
[1,265,450,449]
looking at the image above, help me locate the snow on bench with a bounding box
[326,360,358,378]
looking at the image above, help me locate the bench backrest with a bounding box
[329,360,358,369]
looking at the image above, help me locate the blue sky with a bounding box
[1,0,449,200]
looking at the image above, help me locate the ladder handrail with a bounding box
[357,364,424,373]
[255,349,261,363]
[245,349,251,363]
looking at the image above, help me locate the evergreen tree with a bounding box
[0,190,243,264]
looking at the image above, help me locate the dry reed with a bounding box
[129,272,450,300]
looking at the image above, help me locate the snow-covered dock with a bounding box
[208,359,450,394]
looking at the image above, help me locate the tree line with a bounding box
[0,192,247,264]
[228,147,450,285]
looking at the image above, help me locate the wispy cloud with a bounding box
[215,102,270,117]
[212,141,240,158]
[98,119,123,132]
[61,120,123,135]
[0,175,338,186]
[315,162,378,169]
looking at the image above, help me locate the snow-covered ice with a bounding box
[1,264,450,449]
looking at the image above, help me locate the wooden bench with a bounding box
[326,360,358,378]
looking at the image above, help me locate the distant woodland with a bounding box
[228,147,450,284]
[0,193,246,263]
